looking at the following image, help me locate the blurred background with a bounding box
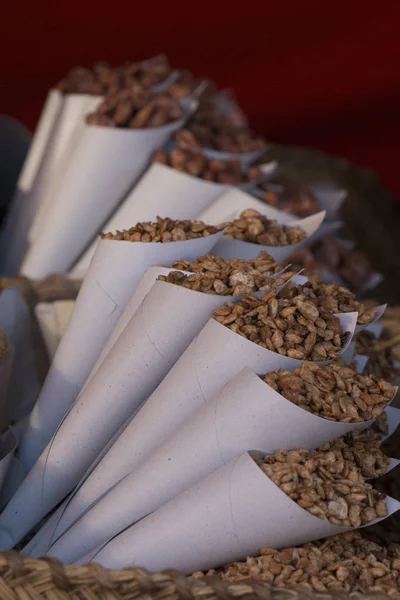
[1,0,400,198]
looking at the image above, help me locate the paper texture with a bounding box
[43,311,358,546]
[82,453,400,572]
[0,90,64,276]
[0,278,242,549]
[18,230,224,471]
[35,301,76,362]
[200,145,268,166]
[0,288,40,422]
[27,94,104,246]
[385,407,400,439]
[21,105,192,278]
[212,211,326,261]
[46,366,377,562]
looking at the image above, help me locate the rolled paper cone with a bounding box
[384,406,400,439]
[0,429,17,493]
[212,211,326,261]
[197,186,293,225]
[199,145,268,166]
[354,304,387,335]
[35,301,76,361]
[81,452,400,572]
[353,354,369,374]
[70,161,277,277]
[0,288,40,422]
[85,264,298,388]
[364,322,384,339]
[17,230,224,471]
[311,187,346,220]
[46,366,380,561]
[45,310,358,547]
[0,454,27,510]
[0,279,241,549]
[27,94,104,247]
[85,266,191,386]
[0,90,64,275]
[20,104,193,278]
[0,337,13,430]
[340,341,356,365]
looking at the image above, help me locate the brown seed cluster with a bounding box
[158,266,293,297]
[86,89,183,128]
[152,147,261,183]
[313,235,375,291]
[211,291,347,360]
[57,55,172,95]
[254,446,387,527]
[169,251,281,276]
[319,435,390,480]
[261,361,394,423]
[224,210,307,246]
[166,70,214,99]
[197,531,400,596]
[281,280,377,325]
[258,186,319,218]
[355,330,400,383]
[100,217,223,243]
[175,124,265,155]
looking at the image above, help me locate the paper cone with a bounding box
[354,304,387,335]
[212,212,326,261]
[27,94,104,246]
[85,265,190,385]
[43,310,357,546]
[35,301,76,361]
[20,105,193,278]
[200,145,268,166]
[0,429,17,493]
[0,340,13,430]
[0,90,64,275]
[80,452,400,572]
[253,183,346,222]
[384,407,400,439]
[0,288,40,422]
[364,322,384,339]
[0,280,242,549]
[45,366,380,562]
[17,230,224,471]
[353,354,369,374]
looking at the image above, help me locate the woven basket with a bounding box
[1,146,399,599]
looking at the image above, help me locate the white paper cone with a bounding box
[46,366,378,562]
[22,501,69,557]
[49,310,357,543]
[0,90,65,275]
[82,452,400,572]
[27,94,104,247]
[85,266,191,385]
[353,354,369,374]
[35,301,76,362]
[21,106,192,278]
[354,304,387,334]
[0,454,27,510]
[0,288,40,422]
[0,429,17,493]
[0,279,239,549]
[200,145,268,166]
[212,212,326,261]
[69,164,228,276]
[364,322,384,339]
[312,187,346,220]
[18,231,223,471]
[384,407,400,439]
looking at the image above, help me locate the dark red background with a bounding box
[1,1,400,198]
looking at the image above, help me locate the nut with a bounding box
[152,148,261,183]
[224,209,307,246]
[261,361,394,423]
[159,253,294,296]
[197,531,400,596]
[253,444,387,527]
[101,217,224,242]
[211,290,347,360]
[355,330,400,383]
[280,279,377,325]
[86,90,183,128]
